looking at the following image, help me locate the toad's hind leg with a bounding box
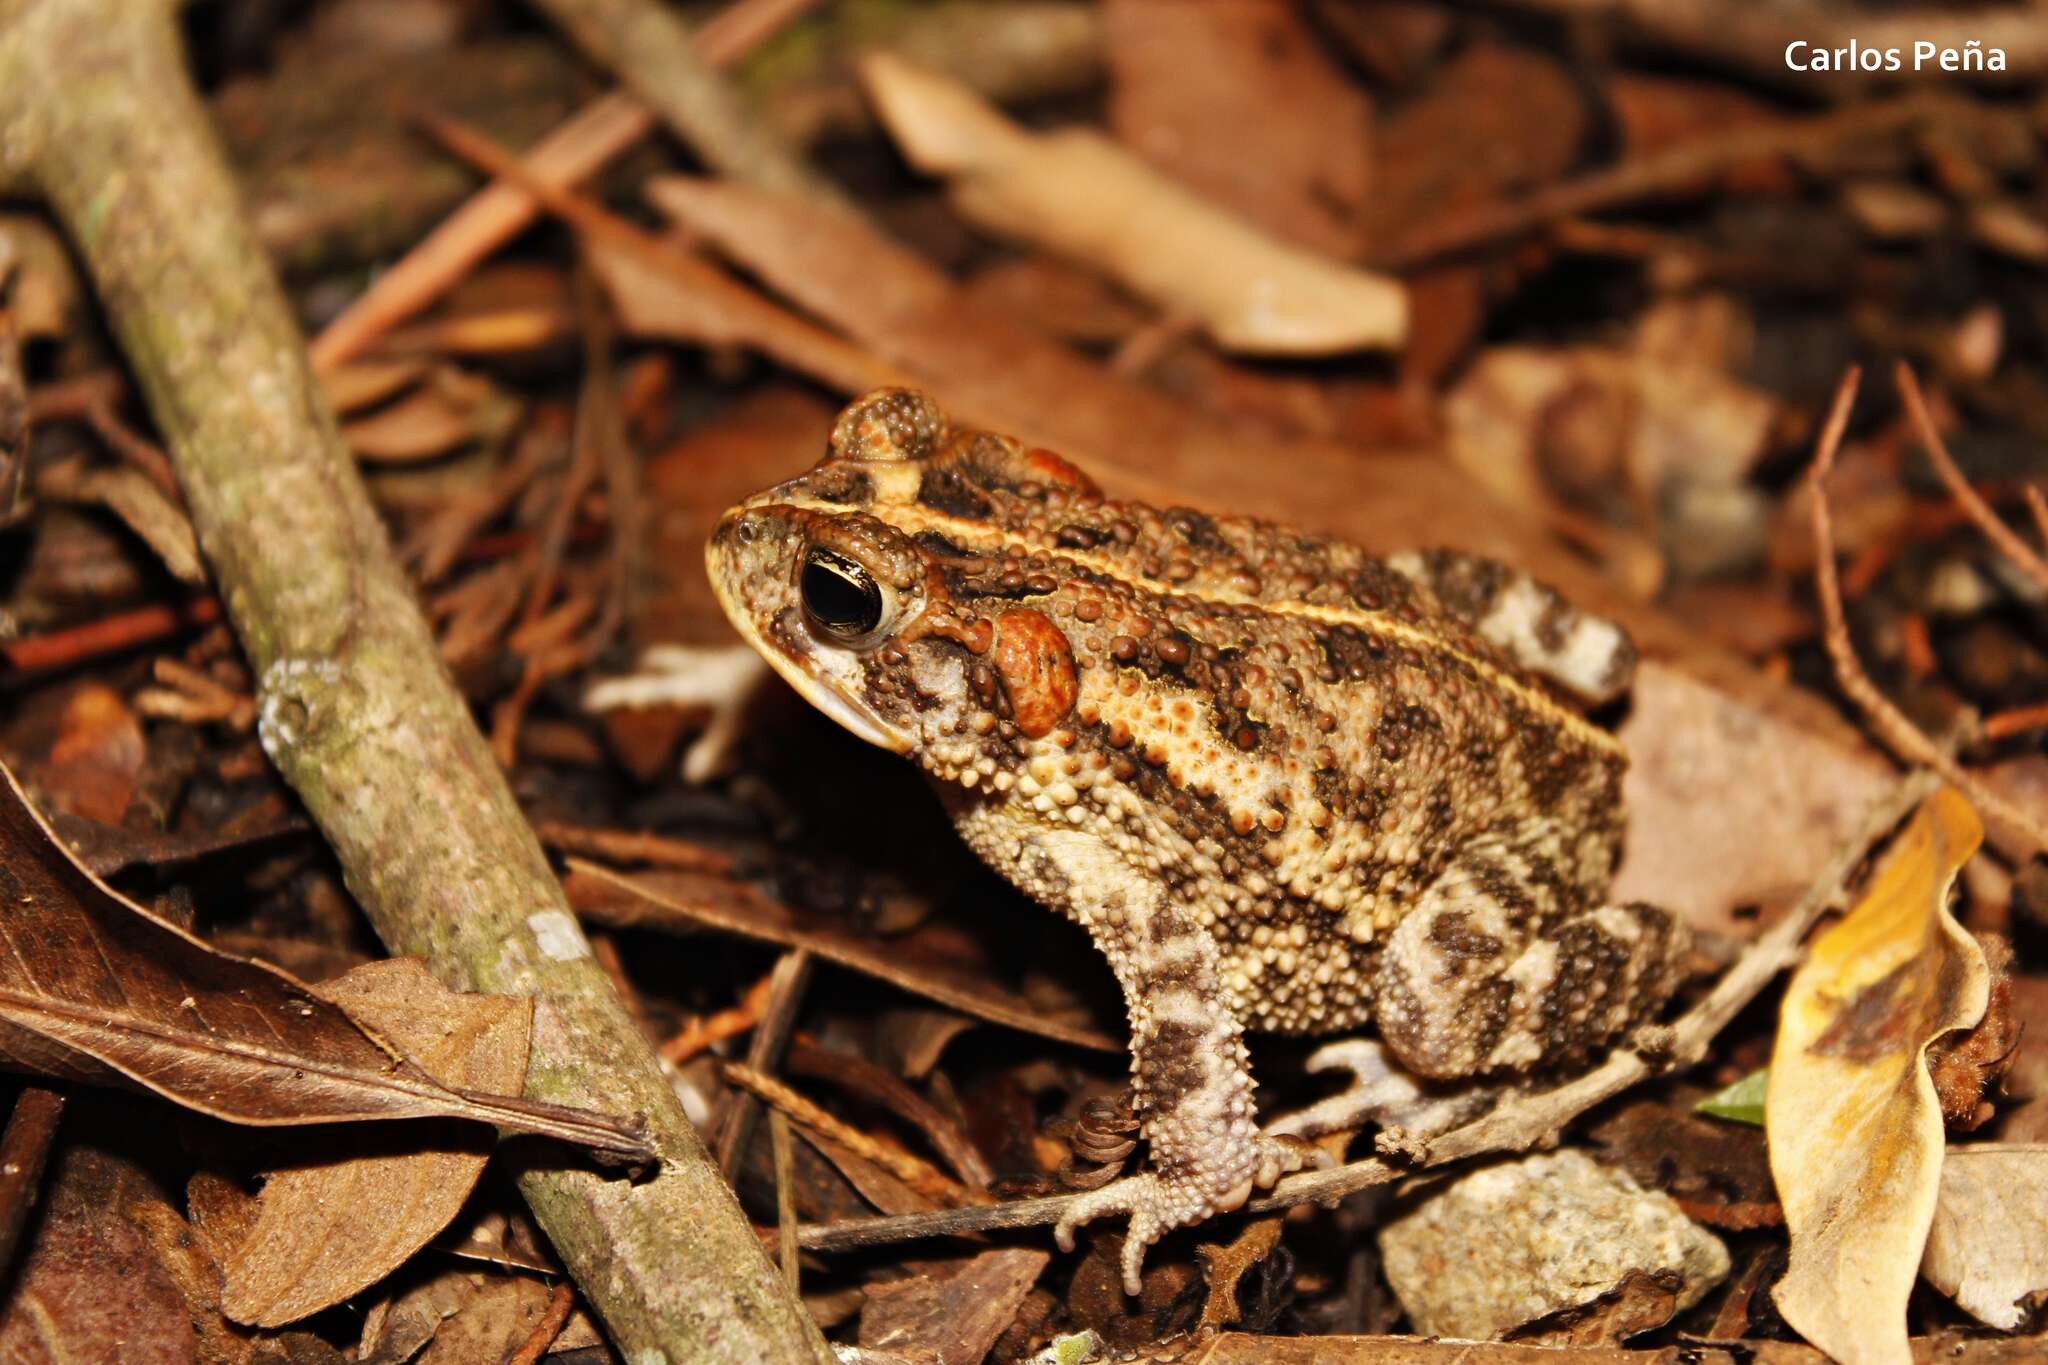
[990,826,1326,1295]
[1372,832,1690,1080]
[1384,549,1636,705]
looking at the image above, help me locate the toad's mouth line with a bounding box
[769,648,912,753]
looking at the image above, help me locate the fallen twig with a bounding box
[1,597,222,675]
[1379,96,1936,268]
[0,1088,62,1281]
[507,1281,578,1365]
[1808,366,2048,851]
[723,1059,975,1202]
[309,0,821,371]
[716,948,815,1181]
[1896,361,2048,592]
[795,768,1939,1253]
[532,0,835,203]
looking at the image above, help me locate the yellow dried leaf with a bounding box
[1768,785,1991,1365]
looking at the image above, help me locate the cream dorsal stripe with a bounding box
[761,488,1625,757]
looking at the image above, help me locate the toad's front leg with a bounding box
[1017,829,1323,1294]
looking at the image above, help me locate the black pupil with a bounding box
[801,553,883,637]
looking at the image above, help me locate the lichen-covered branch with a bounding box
[0,2,829,1358]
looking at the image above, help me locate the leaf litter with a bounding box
[7,1,2048,1358]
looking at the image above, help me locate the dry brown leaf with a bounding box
[1612,660,1887,932]
[1608,74,1799,197]
[0,1142,197,1361]
[1769,786,1991,1365]
[340,369,516,465]
[1104,0,1369,257]
[1363,43,1587,253]
[581,233,902,399]
[0,758,648,1157]
[562,860,1117,1053]
[357,1264,561,1365]
[1922,1143,2048,1329]
[637,175,1517,556]
[857,1247,1050,1364]
[858,53,1405,355]
[221,959,531,1327]
[43,680,146,826]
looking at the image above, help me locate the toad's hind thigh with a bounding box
[1371,836,1689,1079]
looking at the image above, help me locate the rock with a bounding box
[1378,1148,1730,1340]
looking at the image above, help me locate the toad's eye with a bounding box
[800,548,885,640]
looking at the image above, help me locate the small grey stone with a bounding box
[1378,1147,1730,1340]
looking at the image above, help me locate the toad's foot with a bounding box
[1054,1135,1330,1295]
[1264,1039,1500,1144]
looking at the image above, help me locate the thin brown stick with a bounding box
[507,1281,578,1365]
[416,111,902,398]
[1896,362,2048,592]
[1379,97,1933,269]
[308,0,822,371]
[534,820,737,876]
[0,1087,63,1279]
[2023,486,2048,550]
[1980,701,2048,743]
[788,1037,996,1191]
[717,948,814,1181]
[771,1108,800,1294]
[661,968,776,1065]
[795,768,1940,1253]
[1810,367,2048,851]
[724,1060,972,1199]
[2,597,222,674]
[79,398,180,501]
[531,0,836,200]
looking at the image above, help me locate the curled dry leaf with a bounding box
[1768,785,1992,1365]
[858,53,1406,356]
[0,758,650,1158]
[222,958,532,1328]
[1921,1143,2048,1330]
[0,1143,197,1360]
